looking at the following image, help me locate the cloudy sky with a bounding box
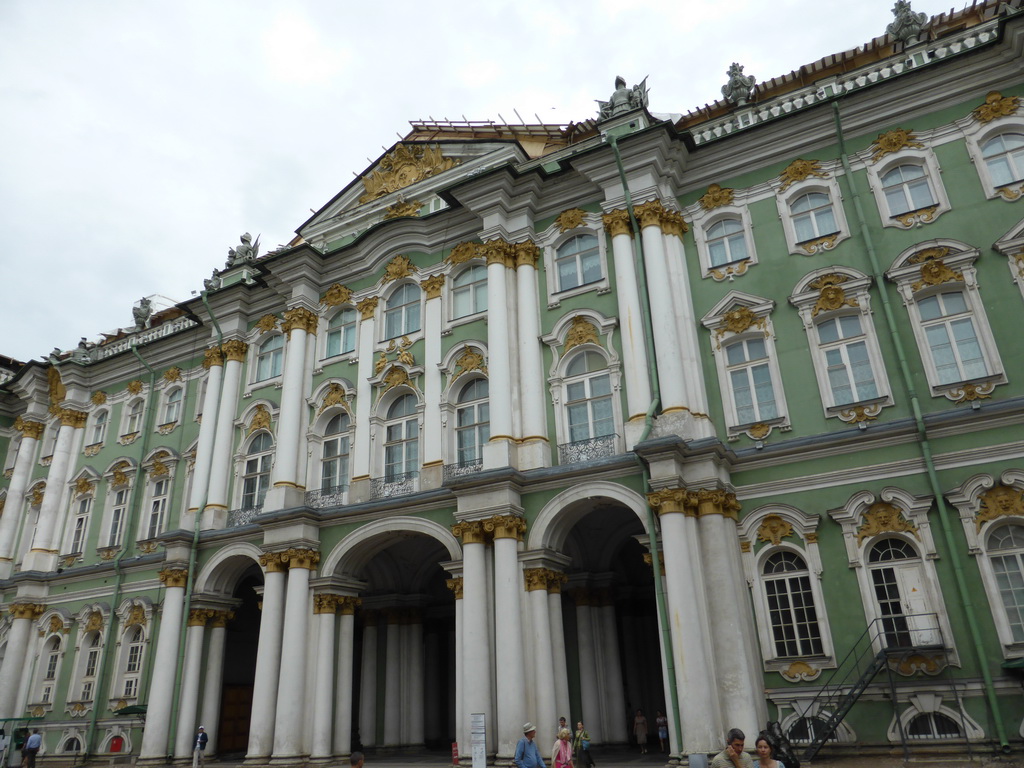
[0,0,951,363]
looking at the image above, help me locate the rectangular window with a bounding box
[919,292,988,384]
[818,316,879,405]
[765,575,824,657]
[45,653,59,680]
[384,420,418,479]
[123,678,138,698]
[147,480,168,539]
[85,649,99,677]
[71,497,91,553]
[726,339,777,424]
[126,645,142,674]
[992,553,1024,643]
[109,489,128,547]
[81,681,94,701]
[42,686,52,704]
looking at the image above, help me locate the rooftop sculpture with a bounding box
[887,0,928,45]
[597,76,649,121]
[721,63,756,106]
[225,232,260,268]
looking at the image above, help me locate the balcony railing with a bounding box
[226,505,262,528]
[558,433,618,465]
[370,471,418,499]
[305,484,349,509]
[444,458,483,481]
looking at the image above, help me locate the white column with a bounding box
[174,613,209,758]
[548,580,571,737]
[422,277,444,468]
[247,557,287,759]
[636,205,687,412]
[333,598,358,756]
[526,572,555,747]
[603,215,652,422]
[0,603,42,718]
[483,244,513,466]
[383,610,402,746]
[200,612,230,756]
[597,598,628,743]
[26,410,85,566]
[574,593,601,742]
[311,596,338,759]
[408,615,425,745]
[514,244,548,463]
[0,419,43,576]
[490,520,526,759]
[206,342,247,512]
[455,524,492,754]
[140,568,189,759]
[267,308,315,504]
[649,491,720,753]
[358,613,379,748]
[272,549,318,758]
[699,498,761,741]
[423,627,441,743]
[446,578,465,756]
[352,300,377,483]
[187,350,224,515]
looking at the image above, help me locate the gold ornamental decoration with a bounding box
[85,611,104,632]
[563,316,600,352]
[9,603,45,621]
[699,184,735,210]
[756,514,794,546]
[421,274,445,299]
[159,568,189,588]
[255,314,279,334]
[356,296,379,321]
[482,239,513,267]
[524,568,549,592]
[451,520,486,545]
[709,261,749,282]
[58,408,88,428]
[374,352,388,375]
[163,367,182,383]
[809,274,859,317]
[838,403,882,424]
[15,416,45,440]
[856,502,919,544]
[222,339,249,362]
[318,382,348,415]
[383,199,422,219]
[126,605,147,627]
[453,346,487,377]
[29,483,45,507]
[976,485,1024,530]
[647,488,699,517]
[188,609,216,627]
[781,661,821,683]
[150,459,169,478]
[397,337,415,367]
[894,205,938,228]
[358,144,460,204]
[633,199,666,229]
[111,462,131,488]
[314,594,339,614]
[382,254,416,283]
[446,242,482,265]
[381,365,412,393]
[282,306,318,336]
[602,209,632,238]
[91,391,108,405]
[949,381,995,404]
[971,91,1020,124]
[47,615,65,635]
[715,306,767,347]
[912,258,963,293]
[514,241,541,268]
[322,283,353,307]
[483,514,526,541]
[555,208,588,232]
[778,159,828,192]
[48,367,67,409]
[282,548,321,570]
[870,128,925,163]
[74,476,95,497]
[660,210,689,237]
[202,346,224,369]
[248,404,272,436]
[446,577,464,599]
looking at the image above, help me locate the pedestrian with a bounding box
[192,726,208,767]
[514,723,546,768]
[655,711,668,752]
[754,733,785,768]
[552,728,573,768]
[350,751,365,768]
[632,709,648,754]
[21,730,41,768]
[711,728,754,768]
[572,721,594,768]
[557,716,568,733]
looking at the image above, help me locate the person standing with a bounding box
[350,751,365,768]
[192,726,208,767]
[515,723,546,768]
[22,730,41,768]
[754,734,785,768]
[551,728,573,768]
[632,710,648,754]
[711,728,754,768]
[572,721,594,768]
[655,711,668,753]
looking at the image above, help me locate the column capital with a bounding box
[159,567,189,588]
[221,339,249,362]
[313,594,340,614]
[482,238,514,268]
[338,596,362,615]
[696,488,741,520]
[259,551,289,573]
[661,209,689,238]
[202,346,224,368]
[642,552,666,575]
[208,610,235,628]
[445,577,464,599]
[282,548,321,570]
[9,602,45,620]
[601,209,633,238]
[633,199,666,229]
[282,306,319,336]
[356,296,379,320]
[421,274,445,299]
[546,570,568,594]
[523,568,548,592]
[647,487,698,516]
[188,608,216,627]
[57,408,88,428]
[452,520,486,545]
[513,241,540,268]
[14,416,46,440]
[484,514,526,541]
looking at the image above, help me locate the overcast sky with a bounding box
[0,0,953,363]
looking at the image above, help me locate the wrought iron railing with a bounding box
[444,458,483,481]
[305,484,348,509]
[558,433,619,465]
[370,471,418,499]
[226,505,262,528]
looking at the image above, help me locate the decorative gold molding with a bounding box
[855,502,918,544]
[97,546,120,561]
[111,462,131,488]
[838,403,883,424]
[661,210,689,237]
[381,365,413,393]
[208,610,234,628]
[483,514,526,541]
[452,520,486,545]
[555,208,587,232]
[781,661,821,683]
[739,542,752,553]
[633,200,666,229]
[514,241,541,268]
[891,652,945,676]
[714,306,768,346]
[84,610,104,632]
[150,458,169,478]
[338,596,361,615]
[46,615,66,635]
[127,379,146,396]
[909,249,963,292]
[58,408,88,429]
[29,483,46,507]
[318,382,348,415]
[137,540,158,554]
[48,367,66,408]
[647,488,698,517]
[976,485,1024,530]
[756,514,794,546]
[322,283,354,307]
[255,314,279,334]
[10,603,45,620]
[421,274,445,299]
[163,367,182,383]
[126,604,147,627]
[699,184,735,210]
[356,296,379,321]
[222,339,249,362]
[281,548,320,570]
[384,199,422,219]
[971,91,1020,123]
[188,608,215,627]
[259,551,289,574]
[91,390,108,405]
[447,242,481,265]
[997,184,1024,201]
[159,568,189,588]
[893,205,938,228]
[871,128,925,163]
[314,594,339,614]
[482,239,514,267]
[798,233,839,255]
[202,346,224,369]
[358,144,460,204]
[74,476,95,497]
[453,346,487,377]
[282,306,318,336]
[779,159,828,192]
[382,254,416,283]
[809,274,858,317]
[15,416,45,440]
[248,404,272,436]
[446,577,464,599]
[948,381,995,404]
[696,489,741,519]
[563,316,600,352]
[546,571,567,594]
[602,209,632,238]
[523,568,548,591]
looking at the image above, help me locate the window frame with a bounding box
[324,307,358,360]
[382,392,421,482]
[776,176,850,256]
[381,282,423,342]
[121,399,144,439]
[66,493,92,556]
[962,115,1024,202]
[252,334,285,384]
[450,263,489,322]
[318,411,352,493]
[452,376,490,466]
[865,148,950,229]
[113,623,148,703]
[239,431,274,511]
[542,228,610,305]
[161,386,183,427]
[689,204,759,281]
[88,409,109,448]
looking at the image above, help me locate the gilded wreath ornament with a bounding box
[870,128,925,163]
[976,485,1024,530]
[699,184,735,210]
[563,316,600,352]
[322,283,353,307]
[358,144,460,204]
[856,502,919,544]
[756,514,794,546]
[453,346,487,377]
[778,159,828,192]
[555,208,588,232]
[971,91,1020,124]
[382,254,416,283]
[248,404,272,435]
[809,274,859,316]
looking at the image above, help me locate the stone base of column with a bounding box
[651,410,715,441]
[517,438,551,471]
[483,438,516,471]
[0,558,13,579]
[200,505,228,530]
[136,756,176,768]
[262,484,306,513]
[421,461,443,490]
[20,549,57,573]
[269,755,310,766]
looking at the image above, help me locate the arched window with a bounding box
[455,379,489,464]
[145,478,169,539]
[762,550,824,658]
[108,487,129,548]
[384,284,421,340]
[917,290,988,385]
[242,433,274,509]
[63,738,82,753]
[384,394,419,481]
[791,192,838,242]
[724,337,778,425]
[255,335,284,381]
[907,711,962,739]
[80,632,101,701]
[555,234,601,292]
[816,315,879,405]
[565,351,614,443]
[881,164,935,216]
[40,635,61,704]
[706,218,749,267]
[69,495,92,554]
[981,132,1024,188]
[124,400,143,435]
[91,410,108,445]
[320,414,351,492]
[120,626,145,698]
[452,265,488,318]
[326,308,357,357]
[162,388,182,424]
[987,523,1024,643]
[868,538,937,648]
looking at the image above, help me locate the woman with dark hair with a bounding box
[754,732,786,768]
[632,710,648,754]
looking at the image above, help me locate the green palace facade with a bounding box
[3,1,1024,764]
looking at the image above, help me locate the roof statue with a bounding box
[71,337,92,363]
[721,63,756,106]
[887,0,928,45]
[597,76,649,121]
[203,268,222,292]
[226,232,260,268]
[132,297,153,332]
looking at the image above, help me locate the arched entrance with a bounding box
[216,564,261,754]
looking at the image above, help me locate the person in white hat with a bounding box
[514,723,546,768]
[192,726,208,767]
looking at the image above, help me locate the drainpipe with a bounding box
[831,101,1008,750]
[608,134,682,750]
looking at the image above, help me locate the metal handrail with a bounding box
[444,458,483,481]
[557,433,619,464]
[225,505,262,528]
[305,484,349,509]
[370,471,418,499]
